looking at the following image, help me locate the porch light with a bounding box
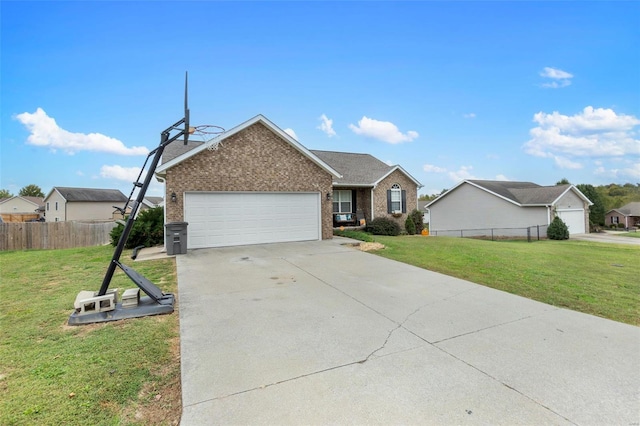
[171,192,177,203]
[326,192,333,201]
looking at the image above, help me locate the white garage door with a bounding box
[184,192,321,249]
[556,209,586,234]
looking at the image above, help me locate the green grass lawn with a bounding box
[359,234,639,326]
[0,246,180,425]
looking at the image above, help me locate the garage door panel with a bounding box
[557,210,585,234]
[184,192,320,249]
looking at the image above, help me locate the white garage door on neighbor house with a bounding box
[556,209,586,234]
[184,192,321,249]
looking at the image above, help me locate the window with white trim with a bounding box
[333,190,352,214]
[391,184,402,213]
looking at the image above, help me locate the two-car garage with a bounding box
[184,192,321,249]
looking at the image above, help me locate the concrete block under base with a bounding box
[74,289,119,315]
[122,288,140,308]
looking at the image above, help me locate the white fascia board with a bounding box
[425,180,469,208]
[332,183,374,188]
[372,165,423,189]
[43,187,65,202]
[155,114,342,180]
[552,185,593,206]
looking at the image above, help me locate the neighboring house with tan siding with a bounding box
[43,187,127,222]
[0,196,44,222]
[427,180,592,236]
[156,114,422,249]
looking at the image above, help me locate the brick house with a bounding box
[605,202,640,229]
[155,114,421,249]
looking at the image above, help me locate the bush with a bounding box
[367,217,401,236]
[409,209,424,234]
[617,223,626,229]
[547,216,569,240]
[405,216,416,235]
[110,206,165,249]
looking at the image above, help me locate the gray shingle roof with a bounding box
[310,150,392,186]
[54,187,127,202]
[468,180,572,205]
[616,202,640,216]
[162,140,204,164]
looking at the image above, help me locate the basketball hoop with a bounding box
[188,124,225,145]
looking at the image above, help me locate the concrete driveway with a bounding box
[570,231,640,245]
[176,238,639,425]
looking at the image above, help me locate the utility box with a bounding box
[165,222,188,255]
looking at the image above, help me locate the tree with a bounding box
[547,216,569,240]
[556,178,570,185]
[0,189,13,199]
[576,184,605,227]
[19,184,44,198]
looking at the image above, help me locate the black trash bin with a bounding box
[165,222,188,255]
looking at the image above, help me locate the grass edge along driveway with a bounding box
[368,235,639,326]
[0,245,181,426]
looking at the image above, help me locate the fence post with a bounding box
[537,225,540,240]
[491,229,494,241]
[527,227,531,243]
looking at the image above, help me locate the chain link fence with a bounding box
[430,224,550,242]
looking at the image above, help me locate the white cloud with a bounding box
[553,156,583,170]
[448,166,477,182]
[100,164,163,195]
[463,113,476,119]
[523,106,640,160]
[495,174,510,181]
[595,161,640,179]
[100,165,142,181]
[539,67,573,88]
[283,128,298,140]
[14,108,148,155]
[349,116,418,144]
[423,164,447,173]
[317,114,336,137]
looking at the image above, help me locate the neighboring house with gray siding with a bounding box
[43,187,127,222]
[426,180,592,236]
[605,202,640,229]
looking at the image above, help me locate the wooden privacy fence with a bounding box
[0,221,117,251]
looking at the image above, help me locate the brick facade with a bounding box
[164,122,334,239]
[373,169,419,228]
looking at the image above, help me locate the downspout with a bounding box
[370,188,375,220]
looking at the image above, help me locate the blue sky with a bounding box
[2,1,639,198]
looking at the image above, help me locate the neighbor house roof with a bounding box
[607,202,640,217]
[427,180,592,208]
[310,150,422,188]
[0,195,44,207]
[156,114,341,179]
[46,187,128,203]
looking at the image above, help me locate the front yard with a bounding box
[0,246,180,425]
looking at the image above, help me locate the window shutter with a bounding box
[401,190,407,213]
[352,190,357,214]
[387,190,392,213]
